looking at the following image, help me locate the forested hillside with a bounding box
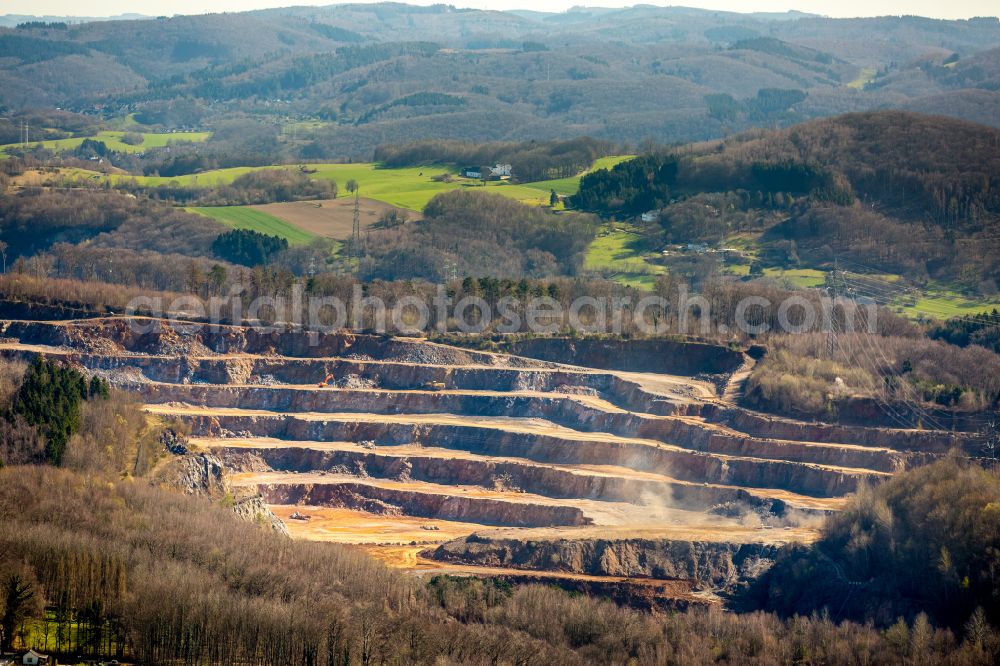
[687,112,1000,223]
[571,111,1000,289]
[363,190,598,281]
[0,459,997,664]
[0,189,224,260]
[750,457,1000,630]
[1,6,999,159]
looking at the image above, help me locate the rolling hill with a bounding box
[570,111,1000,300]
[0,6,997,159]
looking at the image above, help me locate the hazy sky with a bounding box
[2,1,998,21]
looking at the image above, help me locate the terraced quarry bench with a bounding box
[0,317,973,607]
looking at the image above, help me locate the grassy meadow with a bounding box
[99,153,635,210]
[188,206,317,245]
[112,161,617,211]
[761,267,828,289]
[525,155,635,196]
[895,287,1000,320]
[847,66,877,90]
[1,130,210,156]
[584,224,666,289]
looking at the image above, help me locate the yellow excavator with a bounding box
[318,373,335,388]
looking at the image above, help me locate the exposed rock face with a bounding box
[156,452,229,496]
[431,534,782,588]
[254,482,589,527]
[144,383,913,472]
[715,407,981,450]
[153,453,288,536]
[3,319,553,365]
[190,413,876,497]
[505,337,745,376]
[232,496,291,536]
[1,315,979,598]
[217,446,809,516]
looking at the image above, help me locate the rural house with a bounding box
[490,164,512,179]
[20,651,50,666]
[461,164,513,181]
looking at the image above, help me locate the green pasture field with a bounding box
[188,206,317,245]
[761,267,828,289]
[106,155,636,210]
[36,152,632,210]
[523,155,635,196]
[1,130,210,156]
[847,66,877,90]
[109,165,562,210]
[584,224,665,288]
[897,291,1000,320]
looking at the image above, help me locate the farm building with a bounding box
[20,651,50,666]
[461,164,513,181]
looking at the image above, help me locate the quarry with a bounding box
[0,316,975,609]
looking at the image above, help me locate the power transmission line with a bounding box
[840,274,1000,328]
[824,259,848,359]
[835,263,953,432]
[831,323,917,431]
[837,268,996,431]
[831,299,928,430]
[821,257,1000,326]
[350,189,361,276]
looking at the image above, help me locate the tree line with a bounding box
[692,111,1000,226]
[374,137,616,183]
[569,153,679,215]
[744,328,1000,420]
[212,229,289,267]
[931,309,1000,354]
[0,189,221,262]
